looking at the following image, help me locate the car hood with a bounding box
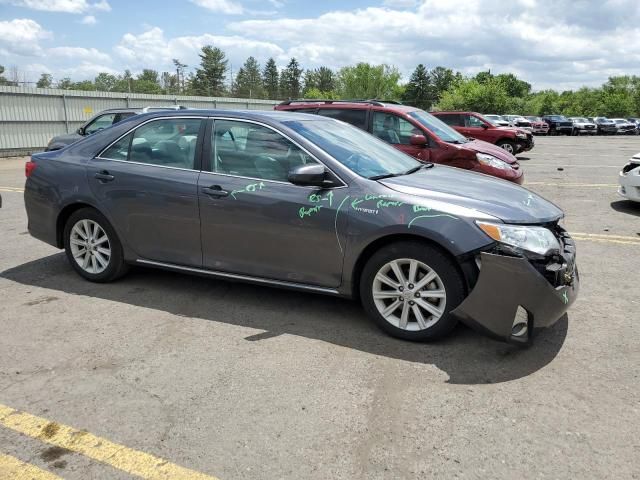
[379,166,563,224]
[458,139,518,164]
[50,132,82,146]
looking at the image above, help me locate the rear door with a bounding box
[88,116,205,266]
[198,118,347,287]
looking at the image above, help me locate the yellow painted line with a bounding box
[0,187,24,193]
[0,403,220,480]
[0,452,64,480]
[571,232,640,241]
[572,236,640,246]
[526,182,618,187]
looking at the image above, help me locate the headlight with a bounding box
[476,221,561,256]
[476,153,511,170]
[516,132,527,139]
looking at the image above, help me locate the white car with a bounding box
[503,115,534,133]
[568,117,597,135]
[619,153,640,202]
[484,114,511,127]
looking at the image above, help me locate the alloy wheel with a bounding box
[372,258,447,331]
[500,143,514,154]
[69,219,111,274]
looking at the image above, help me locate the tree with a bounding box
[56,77,73,89]
[173,58,187,94]
[36,73,52,88]
[191,45,228,96]
[94,72,118,91]
[133,69,162,94]
[402,64,433,109]
[430,66,459,102]
[263,58,279,100]
[436,77,510,113]
[337,63,401,100]
[302,66,336,97]
[302,69,317,95]
[233,56,264,98]
[70,80,96,91]
[280,57,303,99]
[0,65,15,86]
[495,73,531,98]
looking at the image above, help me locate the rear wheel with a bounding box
[360,242,465,341]
[496,139,516,154]
[63,208,128,282]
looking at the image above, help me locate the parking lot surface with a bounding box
[1,136,639,479]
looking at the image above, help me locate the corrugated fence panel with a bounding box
[0,86,279,157]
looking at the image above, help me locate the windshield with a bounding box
[406,110,469,144]
[284,119,421,178]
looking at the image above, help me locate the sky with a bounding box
[1,0,639,91]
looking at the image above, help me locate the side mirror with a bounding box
[77,127,85,135]
[288,164,327,187]
[409,134,428,146]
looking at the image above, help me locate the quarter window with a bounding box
[212,120,318,182]
[372,112,421,145]
[316,109,367,130]
[100,118,202,170]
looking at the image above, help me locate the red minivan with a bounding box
[432,111,534,155]
[276,100,523,184]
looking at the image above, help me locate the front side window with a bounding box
[212,120,319,182]
[285,118,420,179]
[317,109,367,130]
[465,115,486,128]
[85,113,116,135]
[372,112,421,145]
[407,110,468,144]
[101,118,202,169]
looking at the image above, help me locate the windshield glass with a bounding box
[284,119,420,178]
[406,110,469,144]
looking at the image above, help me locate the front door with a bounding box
[198,119,346,288]
[88,117,204,266]
[458,113,489,140]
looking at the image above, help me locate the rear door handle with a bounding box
[94,171,114,182]
[202,185,229,198]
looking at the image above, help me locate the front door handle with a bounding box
[202,185,229,198]
[94,170,114,182]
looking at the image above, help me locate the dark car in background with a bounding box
[24,110,578,344]
[45,106,188,151]
[591,117,618,135]
[541,115,574,135]
[276,100,523,183]
[611,118,637,135]
[432,111,534,155]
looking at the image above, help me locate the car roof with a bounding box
[131,109,327,122]
[277,99,420,113]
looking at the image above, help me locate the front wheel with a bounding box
[63,207,129,282]
[360,242,465,341]
[496,139,516,154]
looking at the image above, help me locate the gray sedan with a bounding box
[24,110,578,344]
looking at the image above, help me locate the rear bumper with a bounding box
[452,243,578,344]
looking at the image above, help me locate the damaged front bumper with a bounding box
[452,234,579,344]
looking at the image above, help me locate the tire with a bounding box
[359,241,465,342]
[496,139,516,154]
[63,207,129,282]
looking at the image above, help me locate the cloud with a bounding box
[114,26,283,73]
[48,46,111,63]
[190,0,243,15]
[0,18,51,56]
[1,0,111,14]
[226,0,640,89]
[81,15,96,24]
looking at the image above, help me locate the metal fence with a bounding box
[0,86,279,157]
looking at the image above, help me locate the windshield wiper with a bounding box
[369,163,434,180]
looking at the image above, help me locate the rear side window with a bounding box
[436,114,463,127]
[100,118,202,170]
[317,109,367,130]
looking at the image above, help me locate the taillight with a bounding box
[25,160,37,177]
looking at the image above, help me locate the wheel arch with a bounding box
[349,233,471,301]
[56,201,102,248]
